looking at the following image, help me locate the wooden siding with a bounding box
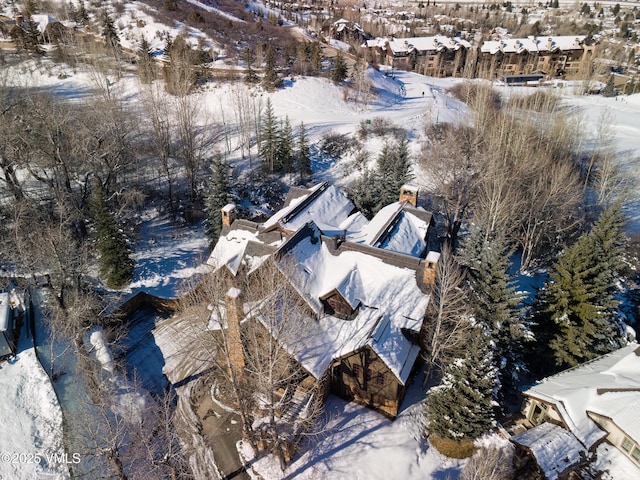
[330,346,405,418]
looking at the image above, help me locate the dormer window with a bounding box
[320,289,360,320]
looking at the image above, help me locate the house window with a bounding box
[366,369,373,381]
[622,436,634,452]
[352,364,361,377]
[530,402,547,426]
[376,373,385,386]
[631,446,640,463]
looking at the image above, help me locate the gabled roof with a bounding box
[524,343,640,448]
[272,221,429,382]
[207,221,281,275]
[386,35,471,55]
[262,182,355,235]
[348,202,431,257]
[512,422,586,480]
[481,35,586,54]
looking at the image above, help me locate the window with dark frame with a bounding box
[366,369,372,381]
[352,364,361,377]
[376,372,384,386]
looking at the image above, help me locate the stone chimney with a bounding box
[399,184,419,207]
[221,203,237,227]
[422,251,440,287]
[225,287,245,378]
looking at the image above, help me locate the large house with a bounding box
[364,35,472,77]
[206,182,437,418]
[363,34,594,80]
[478,35,595,80]
[511,343,640,478]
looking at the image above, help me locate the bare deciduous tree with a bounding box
[421,244,474,384]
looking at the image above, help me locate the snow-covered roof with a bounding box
[481,35,586,54]
[30,14,58,33]
[524,343,640,447]
[206,223,280,276]
[262,182,355,235]
[511,422,586,480]
[0,292,10,332]
[264,183,431,259]
[273,222,429,383]
[386,35,471,55]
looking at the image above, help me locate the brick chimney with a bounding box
[422,251,440,287]
[221,203,237,227]
[225,287,245,378]
[399,184,419,207]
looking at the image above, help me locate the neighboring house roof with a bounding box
[481,35,586,54]
[272,221,429,383]
[512,422,587,480]
[524,343,640,448]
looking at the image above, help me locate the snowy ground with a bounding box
[0,321,68,479]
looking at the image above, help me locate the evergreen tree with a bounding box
[295,121,312,182]
[331,51,348,84]
[259,98,279,173]
[90,182,135,289]
[21,17,43,55]
[350,168,380,219]
[263,45,281,91]
[243,47,258,84]
[78,2,89,25]
[101,10,121,55]
[461,229,527,403]
[426,330,497,442]
[310,42,322,76]
[277,116,294,172]
[137,36,155,83]
[533,207,627,372]
[602,74,616,97]
[204,154,232,249]
[350,137,413,218]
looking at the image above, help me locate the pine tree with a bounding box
[331,51,348,84]
[295,121,311,182]
[310,42,322,76]
[101,10,121,55]
[602,74,616,97]
[461,229,527,403]
[78,2,89,24]
[277,116,294,172]
[375,137,413,211]
[138,36,155,83]
[259,99,279,173]
[533,207,627,372]
[244,47,258,84]
[204,154,232,249]
[90,182,135,289]
[263,45,281,91]
[426,329,497,442]
[350,168,381,219]
[21,17,43,55]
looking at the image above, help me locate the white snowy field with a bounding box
[0,329,68,480]
[1,35,640,480]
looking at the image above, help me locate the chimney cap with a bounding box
[226,287,242,299]
[222,203,236,212]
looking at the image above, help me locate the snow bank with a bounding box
[0,350,68,479]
